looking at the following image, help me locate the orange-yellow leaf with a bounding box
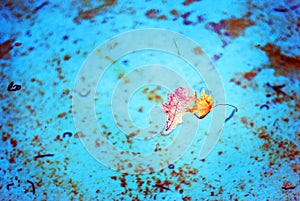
[187,89,214,119]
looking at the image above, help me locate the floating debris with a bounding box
[27,180,35,195]
[259,104,269,110]
[7,81,21,91]
[63,132,73,138]
[168,164,175,169]
[34,154,54,159]
[32,1,49,14]
[281,181,297,190]
[6,183,14,190]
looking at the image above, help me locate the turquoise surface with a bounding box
[1,0,299,200]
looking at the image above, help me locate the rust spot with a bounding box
[110,176,117,180]
[193,46,204,55]
[128,129,140,138]
[289,163,300,173]
[142,86,163,104]
[243,71,257,81]
[0,39,15,59]
[120,177,127,187]
[57,112,67,118]
[183,0,200,6]
[230,68,261,88]
[145,9,167,20]
[14,42,22,46]
[63,54,71,61]
[2,132,11,141]
[54,135,62,142]
[241,117,248,125]
[10,138,17,147]
[9,154,15,163]
[170,9,180,19]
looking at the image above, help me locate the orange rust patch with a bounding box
[257,43,300,79]
[243,71,257,81]
[241,117,248,125]
[0,39,15,59]
[142,86,163,104]
[206,16,255,39]
[128,129,140,138]
[230,68,261,88]
[9,154,15,163]
[63,54,71,61]
[170,9,180,18]
[145,9,167,20]
[193,46,204,55]
[57,112,67,118]
[224,18,255,38]
[10,138,17,147]
[289,163,300,173]
[183,0,200,6]
[74,0,117,24]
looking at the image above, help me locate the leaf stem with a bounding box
[160,127,175,136]
[213,104,238,112]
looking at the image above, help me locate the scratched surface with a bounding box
[1,0,299,200]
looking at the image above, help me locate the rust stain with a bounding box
[230,68,261,88]
[223,18,255,38]
[142,86,163,104]
[145,9,167,20]
[257,43,300,80]
[57,112,67,118]
[193,46,204,55]
[289,163,300,173]
[0,39,15,59]
[243,71,257,81]
[74,0,117,24]
[206,15,255,39]
[170,9,180,20]
[182,0,200,6]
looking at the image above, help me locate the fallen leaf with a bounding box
[187,89,214,119]
[162,87,194,131]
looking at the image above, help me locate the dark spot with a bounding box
[63,35,69,40]
[7,81,21,91]
[168,164,175,169]
[34,154,54,159]
[122,59,129,65]
[27,180,35,195]
[259,104,269,110]
[63,132,72,138]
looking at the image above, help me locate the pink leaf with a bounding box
[162,87,194,131]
